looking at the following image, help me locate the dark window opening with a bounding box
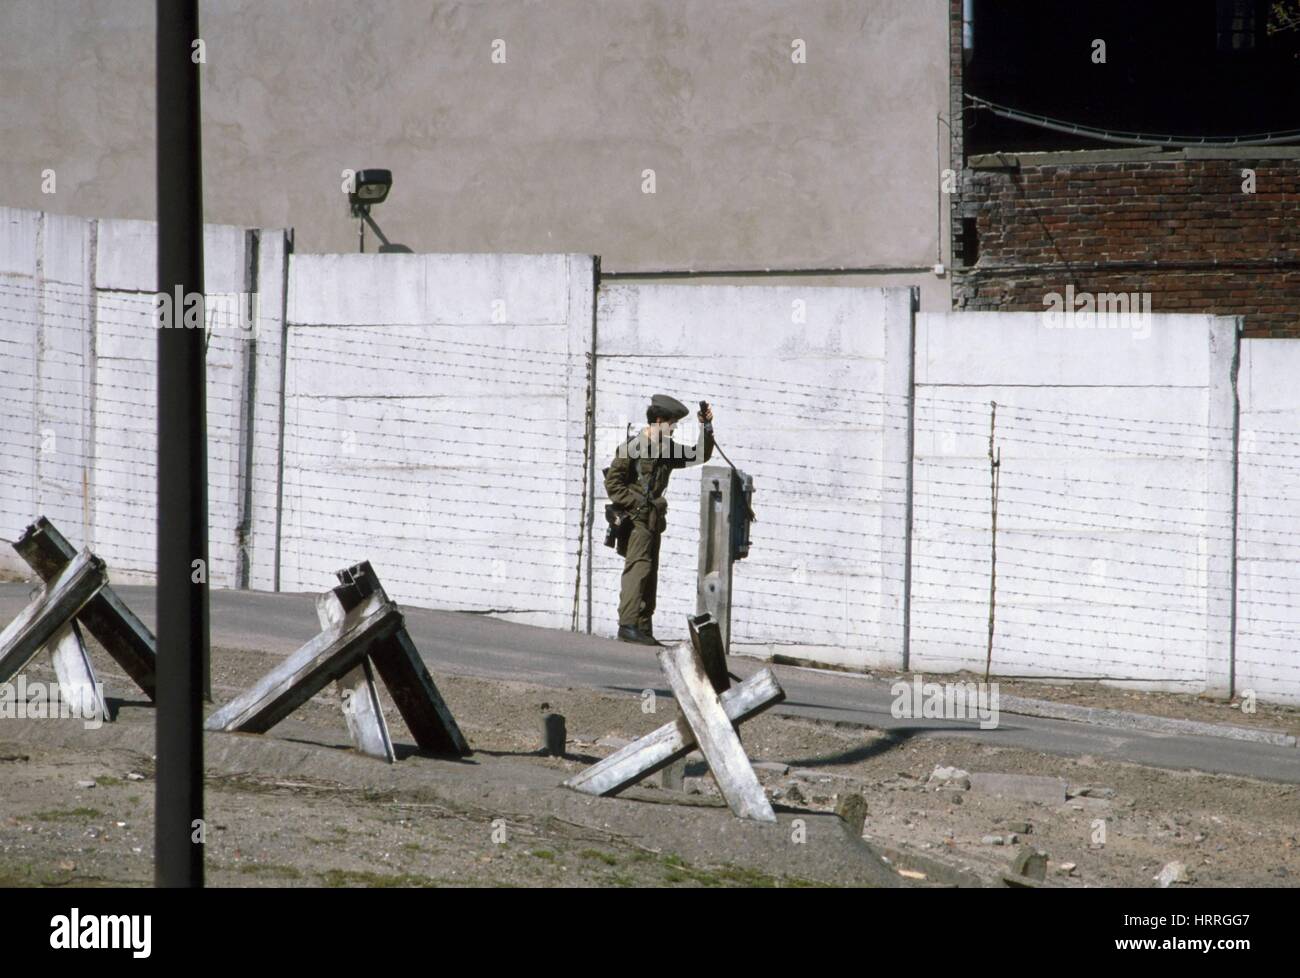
[960,217,980,267]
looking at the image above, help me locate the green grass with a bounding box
[580,849,619,866]
[33,807,102,822]
[653,852,829,888]
[0,861,114,888]
[235,863,303,880]
[317,868,442,888]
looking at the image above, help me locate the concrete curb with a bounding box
[997,694,1297,749]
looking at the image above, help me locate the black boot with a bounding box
[637,622,665,647]
[617,625,659,646]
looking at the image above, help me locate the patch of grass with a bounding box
[317,868,440,888]
[236,863,302,879]
[653,852,830,888]
[401,842,426,853]
[529,849,556,861]
[33,807,102,822]
[690,864,828,888]
[94,776,123,787]
[0,861,113,888]
[580,849,618,866]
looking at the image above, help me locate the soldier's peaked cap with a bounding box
[649,393,690,421]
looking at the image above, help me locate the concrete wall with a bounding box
[277,251,595,629]
[0,206,271,589]
[0,0,951,299]
[593,284,914,666]
[911,311,1241,695]
[2,205,1296,704]
[1237,341,1300,706]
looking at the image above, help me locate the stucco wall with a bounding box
[0,0,951,289]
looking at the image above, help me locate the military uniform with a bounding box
[605,395,714,643]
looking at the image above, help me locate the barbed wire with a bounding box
[2,283,1297,693]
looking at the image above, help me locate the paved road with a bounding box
[2,583,1296,783]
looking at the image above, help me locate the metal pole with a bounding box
[156,0,207,888]
[984,401,1000,685]
[901,288,918,672]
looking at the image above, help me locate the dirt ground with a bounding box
[0,641,1297,888]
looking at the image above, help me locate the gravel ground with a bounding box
[0,641,1296,888]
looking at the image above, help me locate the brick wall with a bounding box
[952,156,1300,338]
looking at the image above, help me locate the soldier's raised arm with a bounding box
[670,402,715,468]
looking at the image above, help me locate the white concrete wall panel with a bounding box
[277,252,594,629]
[1237,340,1300,706]
[593,284,914,668]
[911,312,1239,695]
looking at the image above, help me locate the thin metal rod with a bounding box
[901,289,918,672]
[361,209,392,248]
[156,0,207,888]
[984,401,999,685]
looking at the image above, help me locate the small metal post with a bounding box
[542,712,566,756]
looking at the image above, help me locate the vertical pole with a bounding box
[156,0,207,888]
[272,232,292,593]
[1227,319,1242,699]
[901,289,918,672]
[984,401,999,685]
[84,220,99,550]
[234,230,259,593]
[584,257,600,634]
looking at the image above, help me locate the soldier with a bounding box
[605,394,714,645]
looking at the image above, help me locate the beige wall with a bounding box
[0,0,950,297]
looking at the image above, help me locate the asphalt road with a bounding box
[2,583,1297,784]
